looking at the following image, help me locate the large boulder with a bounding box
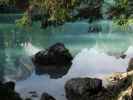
[127,58,133,71]
[33,43,73,66]
[65,77,103,100]
[40,92,56,100]
[33,43,72,78]
[0,81,22,100]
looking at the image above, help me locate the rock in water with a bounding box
[4,81,15,91]
[0,81,22,100]
[40,92,56,100]
[127,58,133,71]
[33,43,73,66]
[120,54,126,59]
[65,77,102,100]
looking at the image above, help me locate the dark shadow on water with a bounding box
[35,64,71,79]
[0,32,6,81]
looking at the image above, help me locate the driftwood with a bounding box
[104,70,133,100]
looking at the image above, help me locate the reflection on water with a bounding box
[0,19,133,80]
[35,65,71,79]
[0,14,133,99]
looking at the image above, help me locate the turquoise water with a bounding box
[0,16,133,80]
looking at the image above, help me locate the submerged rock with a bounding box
[88,24,102,33]
[127,58,133,71]
[65,77,103,100]
[0,81,22,100]
[40,92,56,100]
[33,43,73,66]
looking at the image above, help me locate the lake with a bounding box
[0,14,133,100]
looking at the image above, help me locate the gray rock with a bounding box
[65,77,103,100]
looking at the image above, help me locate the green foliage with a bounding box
[0,0,17,5]
[15,0,78,27]
[114,15,128,26]
[28,0,77,22]
[0,0,9,5]
[112,0,132,25]
[15,13,31,28]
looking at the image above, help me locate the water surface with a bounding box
[0,14,133,99]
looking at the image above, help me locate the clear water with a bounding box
[0,14,133,100]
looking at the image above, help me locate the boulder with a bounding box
[127,58,133,71]
[40,92,56,100]
[33,43,73,66]
[65,77,102,100]
[4,81,15,91]
[0,81,22,100]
